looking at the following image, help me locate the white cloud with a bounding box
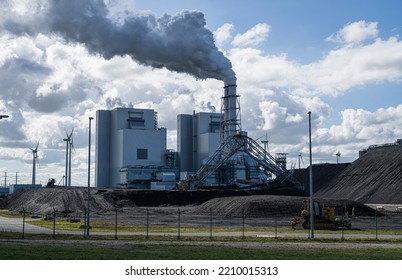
[316,105,402,145]
[302,36,402,94]
[230,47,299,87]
[228,24,402,97]
[326,20,379,45]
[232,23,271,48]
[311,105,402,162]
[213,23,234,48]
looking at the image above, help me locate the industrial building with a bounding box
[186,84,295,188]
[177,112,223,177]
[95,108,178,189]
[95,108,225,189]
[95,83,296,189]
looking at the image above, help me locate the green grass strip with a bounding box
[0,242,401,260]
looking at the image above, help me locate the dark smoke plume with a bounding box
[2,0,236,84]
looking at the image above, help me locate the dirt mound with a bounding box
[6,188,117,215]
[186,195,375,218]
[317,145,402,204]
[5,188,375,219]
[0,197,6,208]
[293,163,350,194]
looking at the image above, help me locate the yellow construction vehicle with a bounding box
[291,200,352,230]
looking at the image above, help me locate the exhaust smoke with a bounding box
[2,0,236,84]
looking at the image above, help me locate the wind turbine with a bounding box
[336,151,341,164]
[64,128,74,187]
[30,141,39,186]
[261,133,269,154]
[298,152,305,169]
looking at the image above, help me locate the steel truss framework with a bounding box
[195,132,298,187]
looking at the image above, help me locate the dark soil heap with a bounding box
[4,188,375,218]
[5,188,116,215]
[293,163,350,194]
[317,145,402,204]
[187,195,374,217]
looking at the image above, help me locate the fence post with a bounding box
[53,208,56,239]
[146,208,149,240]
[210,208,212,241]
[275,213,278,239]
[375,206,378,240]
[83,208,87,238]
[242,208,245,240]
[114,208,118,240]
[341,214,345,241]
[22,207,26,239]
[178,208,181,240]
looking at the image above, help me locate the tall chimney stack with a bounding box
[222,83,241,140]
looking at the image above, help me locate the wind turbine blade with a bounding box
[255,135,264,142]
[71,135,76,152]
[300,153,305,166]
[69,128,76,151]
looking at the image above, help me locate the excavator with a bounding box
[291,200,352,230]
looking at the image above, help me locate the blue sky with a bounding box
[135,0,401,55]
[0,0,401,186]
[134,0,402,113]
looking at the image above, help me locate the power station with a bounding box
[95,83,298,190]
[95,107,177,189]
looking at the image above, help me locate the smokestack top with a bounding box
[224,77,237,87]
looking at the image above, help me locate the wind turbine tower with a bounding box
[298,152,305,169]
[63,129,74,187]
[261,134,269,163]
[68,129,74,186]
[64,129,74,187]
[63,136,69,186]
[30,141,39,186]
[336,151,341,164]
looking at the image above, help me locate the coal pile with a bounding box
[0,197,6,208]
[186,195,374,218]
[5,188,116,215]
[317,145,402,204]
[2,188,381,218]
[293,163,350,194]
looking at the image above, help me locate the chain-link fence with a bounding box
[1,206,402,240]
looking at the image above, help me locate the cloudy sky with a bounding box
[0,0,401,187]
